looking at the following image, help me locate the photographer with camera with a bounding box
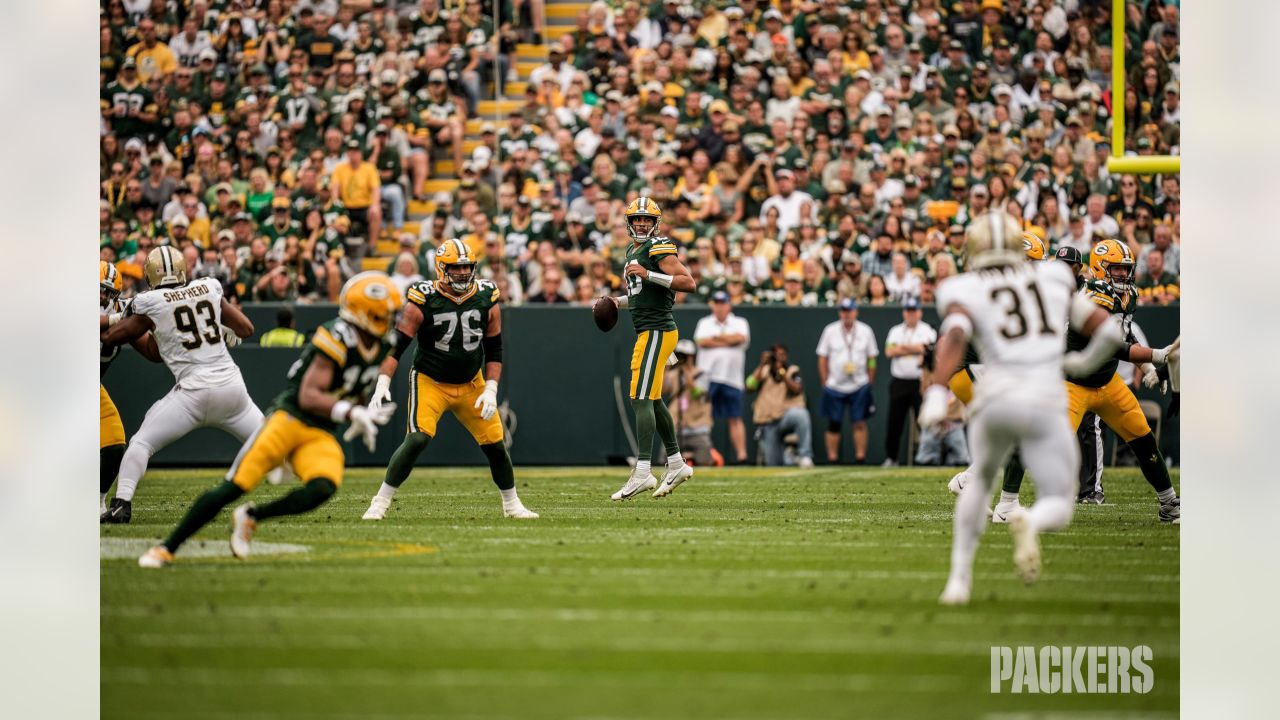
[747,344,814,467]
[663,339,715,467]
[882,298,937,466]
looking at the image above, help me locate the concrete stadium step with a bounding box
[474,99,523,118]
[544,26,576,40]
[546,4,588,19]
[516,61,541,78]
[465,118,508,134]
[375,239,400,255]
[421,179,459,195]
[504,81,528,96]
[408,200,439,216]
[517,44,548,60]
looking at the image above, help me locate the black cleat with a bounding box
[101,498,132,524]
[1077,491,1105,505]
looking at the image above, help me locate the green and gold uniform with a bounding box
[624,236,679,400]
[230,319,390,491]
[403,278,505,443]
[1063,280,1151,442]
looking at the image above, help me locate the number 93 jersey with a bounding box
[406,278,499,384]
[936,261,1076,377]
[129,277,240,389]
[275,318,392,434]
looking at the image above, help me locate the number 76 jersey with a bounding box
[936,261,1077,375]
[129,276,241,389]
[406,279,499,384]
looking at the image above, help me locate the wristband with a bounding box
[647,272,673,288]
[330,400,353,423]
[613,295,629,309]
[107,312,124,327]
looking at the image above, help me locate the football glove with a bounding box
[1141,363,1167,394]
[368,374,392,412]
[343,402,397,451]
[475,380,499,421]
[222,326,242,348]
[1149,343,1174,366]
[917,385,950,431]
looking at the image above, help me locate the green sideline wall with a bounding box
[104,304,1180,468]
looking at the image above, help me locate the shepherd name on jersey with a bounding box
[936,260,1075,376]
[623,236,678,332]
[407,279,499,384]
[1065,279,1139,388]
[274,319,391,434]
[130,277,240,390]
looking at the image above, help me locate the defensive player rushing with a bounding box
[993,239,1180,523]
[101,247,280,523]
[139,272,403,568]
[919,229,1126,605]
[99,261,160,515]
[597,197,697,500]
[361,239,538,520]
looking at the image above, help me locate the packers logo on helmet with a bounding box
[144,246,187,289]
[1022,230,1047,261]
[100,260,122,308]
[435,238,477,294]
[1089,239,1136,293]
[625,196,663,241]
[339,271,403,338]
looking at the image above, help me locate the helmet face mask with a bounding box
[143,246,187,289]
[1104,262,1134,292]
[435,239,477,294]
[445,262,476,293]
[625,197,662,241]
[100,260,123,308]
[338,271,403,339]
[1089,239,1135,293]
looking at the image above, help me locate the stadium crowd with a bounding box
[100,0,1181,308]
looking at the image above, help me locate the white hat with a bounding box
[472,145,493,166]
[124,138,145,152]
[380,68,399,85]
[198,47,218,62]
[660,106,680,118]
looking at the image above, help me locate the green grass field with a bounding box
[101,467,1179,720]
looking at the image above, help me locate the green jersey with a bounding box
[624,236,678,332]
[1066,279,1138,389]
[406,278,500,384]
[274,319,391,435]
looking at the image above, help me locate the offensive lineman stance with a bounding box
[101,246,278,523]
[920,229,1126,605]
[597,197,697,500]
[361,239,538,520]
[139,272,402,567]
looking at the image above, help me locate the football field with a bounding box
[101,467,1179,720]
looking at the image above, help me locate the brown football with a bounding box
[592,296,618,332]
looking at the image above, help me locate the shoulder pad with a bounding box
[329,319,360,348]
[406,280,435,305]
[648,237,678,257]
[1081,281,1117,310]
[476,278,499,302]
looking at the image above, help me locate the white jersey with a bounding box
[130,277,241,390]
[936,261,1076,382]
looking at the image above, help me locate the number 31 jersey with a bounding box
[129,277,240,389]
[936,261,1076,377]
[406,279,498,384]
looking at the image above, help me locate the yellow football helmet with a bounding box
[144,245,187,288]
[1022,230,1047,261]
[435,238,477,294]
[625,196,663,240]
[1089,239,1136,292]
[338,271,403,338]
[100,260,122,308]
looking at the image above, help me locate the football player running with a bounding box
[361,239,538,520]
[920,228,1127,605]
[100,247,280,523]
[596,197,698,501]
[139,272,402,567]
[993,239,1180,523]
[99,261,160,515]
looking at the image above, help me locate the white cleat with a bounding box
[503,503,540,519]
[138,546,173,569]
[230,503,256,559]
[611,471,657,501]
[938,576,972,606]
[363,496,391,520]
[797,456,815,468]
[652,463,694,498]
[991,498,1021,524]
[1007,509,1041,584]
[947,468,973,495]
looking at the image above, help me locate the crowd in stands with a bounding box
[100,0,1181,308]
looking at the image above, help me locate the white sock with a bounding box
[667,452,684,468]
[1156,487,1176,503]
[1027,496,1073,533]
[100,493,107,505]
[116,477,138,502]
[999,490,1019,504]
[635,460,651,476]
[376,483,398,501]
[499,488,519,506]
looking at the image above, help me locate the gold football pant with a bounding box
[630,329,678,400]
[100,385,125,449]
[1066,373,1152,442]
[408,370,505,444]
[227,410,345,491]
